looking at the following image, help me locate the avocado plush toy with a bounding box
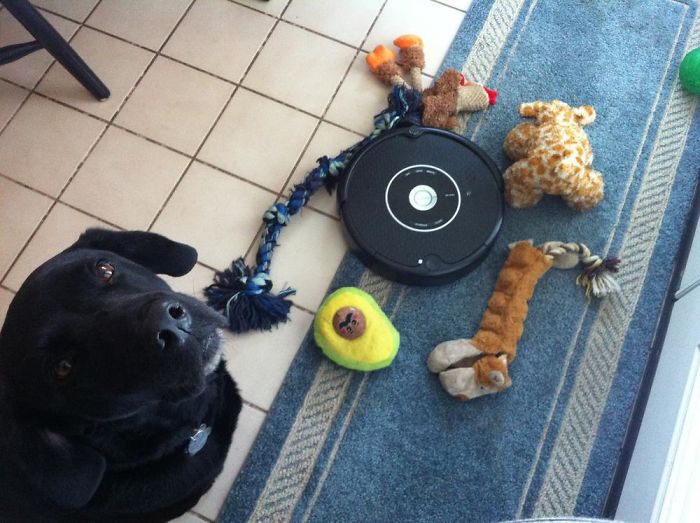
[314,287,400,371]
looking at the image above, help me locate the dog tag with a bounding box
[187,424,211,456]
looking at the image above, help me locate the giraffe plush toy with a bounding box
[503,100,604,211]
[427,240,621,401]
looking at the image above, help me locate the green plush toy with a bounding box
[314,287,400,371]
[679,47,700,94]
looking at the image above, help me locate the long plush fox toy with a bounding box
[428,240,620,401]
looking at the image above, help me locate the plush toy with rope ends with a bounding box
[366,34,497,131]
[427,240,620,401]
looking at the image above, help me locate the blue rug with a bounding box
[220,1,700,521]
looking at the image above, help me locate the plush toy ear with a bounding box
[13,427,106,509]
[68,228,198,276]
[573,105,596,125]
[519,101,547,118]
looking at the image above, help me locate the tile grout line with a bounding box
[0,0,107,285]
[0,284,16,295]
[0,0,202,286]
[190,509,215,522]
[2,0,452,283]
[243,0,392,261]
[146,0,296,238]
[242,399,269,415]
[0,4,89,137]
[1,75,366,199]
[0,171,126,231]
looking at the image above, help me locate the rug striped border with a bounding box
[247,271,391,522]
[245,3,530,519]
[533,6,700,516]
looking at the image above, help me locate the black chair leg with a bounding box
[1,0,110,100]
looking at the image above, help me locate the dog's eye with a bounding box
[54,360,73,380]
[96,260,115,283]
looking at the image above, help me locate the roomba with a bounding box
[338,125,504,286]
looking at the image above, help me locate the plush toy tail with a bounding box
[205,85,423,333]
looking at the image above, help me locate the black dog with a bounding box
[0,229,241,522]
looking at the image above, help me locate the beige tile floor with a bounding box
[0,1,469,520]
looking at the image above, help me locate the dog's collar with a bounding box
[186,424,211,456]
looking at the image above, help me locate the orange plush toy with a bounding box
[427,240,621,401]
[366,35,497,131]
[503,100,604,211]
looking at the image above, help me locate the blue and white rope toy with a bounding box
[205,86,423,333]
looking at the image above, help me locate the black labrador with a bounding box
[0,229,241,522]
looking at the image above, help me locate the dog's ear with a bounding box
[14,427,106,508]
[69,228,198,276]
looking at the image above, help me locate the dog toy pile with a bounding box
[503,100,604,211]
[204,86,422,333]
[314,287,400,371]
[679,47,700,94]
[204,34,496,334]
[367,35,497,131]
[427,240,620,401]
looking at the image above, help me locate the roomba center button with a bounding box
[409,185,437,211]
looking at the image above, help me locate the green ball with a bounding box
[679,47,700,94]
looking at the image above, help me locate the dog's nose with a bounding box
[146,299,192,350]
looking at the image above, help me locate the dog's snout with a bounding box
[146,299,192,350]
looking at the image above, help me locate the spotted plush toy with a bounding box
[503,100,604,211]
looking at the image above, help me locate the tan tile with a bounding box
[191,403,266,520]
[115,57,233,155]
[37,28,154,120]
[163,0,274,83]
[364,0,465,76]
[0,95,106,197]
[283,122,361,217]
[199,89,316,191]
[61,127,189,230]
[0,177,53,278]
[234,0,288,17]
[30,0,99,21]
[0,79,29,130]
[325,52,393,134]
[243,22,355,116]
[0,9,78,88]
[3,203,112,292]
[151,161,275,270]
[0,287,15,327]
[160,262,215,302]
[222,306,311,409]
[283,0,383,47]
[85,0,192,51]
[270,208,347,311]
[169,512,208,523]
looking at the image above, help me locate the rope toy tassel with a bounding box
[205,258,295,333]
[538,241,621,299]
[205,85,423,333]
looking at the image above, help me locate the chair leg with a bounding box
[2,0,110,101]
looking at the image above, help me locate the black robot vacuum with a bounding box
[337,125,504,286]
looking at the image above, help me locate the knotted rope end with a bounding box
[204,258,295,333]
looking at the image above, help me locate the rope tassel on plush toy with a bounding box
[427,240,620,401]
